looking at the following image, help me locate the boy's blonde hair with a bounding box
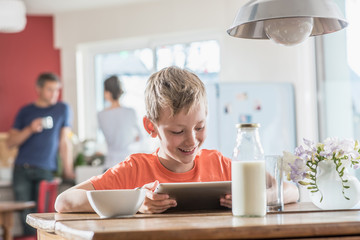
[145,66,207,121]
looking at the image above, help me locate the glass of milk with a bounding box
[232,123,266,217]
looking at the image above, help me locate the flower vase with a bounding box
[309,161,360,210]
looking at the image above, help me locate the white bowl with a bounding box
[86,189,146,218]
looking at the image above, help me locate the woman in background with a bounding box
[98,76,142,170]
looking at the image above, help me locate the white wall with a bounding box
[54,0,319,145]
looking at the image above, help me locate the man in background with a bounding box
[7,72,74,236]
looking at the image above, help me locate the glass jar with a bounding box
[232,123,266,217]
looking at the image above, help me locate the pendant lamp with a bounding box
[227,0,348,46]
[0,0,26,33]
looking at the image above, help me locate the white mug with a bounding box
[41,116,53,129]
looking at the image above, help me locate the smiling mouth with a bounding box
[178,146,197,154]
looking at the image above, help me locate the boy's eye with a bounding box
[196,126,205,131]
[171,130,183,135]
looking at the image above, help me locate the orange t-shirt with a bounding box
[90,149,231,190]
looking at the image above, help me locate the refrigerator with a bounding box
[202,82,297,159]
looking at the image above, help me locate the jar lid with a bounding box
[235,123,260,128]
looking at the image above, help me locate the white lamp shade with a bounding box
[0,0,26,33]
[227,0,348,42]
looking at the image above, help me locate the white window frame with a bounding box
[76,31,222,141]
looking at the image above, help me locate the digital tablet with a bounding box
[154,181,231,211]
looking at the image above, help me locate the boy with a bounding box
[55,66,298,214]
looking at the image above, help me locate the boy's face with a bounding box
[154,103,207,173]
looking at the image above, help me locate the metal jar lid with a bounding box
[235,123,260,128]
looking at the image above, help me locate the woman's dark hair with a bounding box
[36,73,60,87]
[104,76,124,100]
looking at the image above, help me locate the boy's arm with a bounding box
[267,173,299,204]
[283,181,299,204]
[55,180,95,213]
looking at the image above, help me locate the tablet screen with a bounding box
[154,181,231,211]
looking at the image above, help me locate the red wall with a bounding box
[0,16,61,132]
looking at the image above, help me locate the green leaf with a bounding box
[299,181,310,186]
[344,186,350,189]
[310,190,319,193]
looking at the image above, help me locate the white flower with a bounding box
[282,151,296,170]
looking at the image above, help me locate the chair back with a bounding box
[37,180,59,213]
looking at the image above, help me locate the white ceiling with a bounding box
[24,0,153,15]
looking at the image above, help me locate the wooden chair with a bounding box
[14,180,59,240]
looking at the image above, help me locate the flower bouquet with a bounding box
[283,138,360,209]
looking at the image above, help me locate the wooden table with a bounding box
[0,201,36,240]
[27,202,360,240]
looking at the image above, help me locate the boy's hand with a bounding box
[138,180,177,214]
[220,194,232,209]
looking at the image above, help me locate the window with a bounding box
[346,0,360,140]
[93,40,220,153]
[317,0,359,141]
